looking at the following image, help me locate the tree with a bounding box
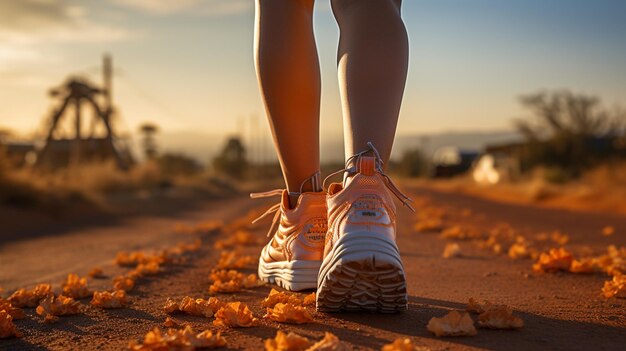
[212,136,248,179]
[515,90,621,139]
[514,90,625,175]
[393,148,429,177]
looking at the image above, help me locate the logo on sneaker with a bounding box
[347,195,391,225]
[302,222,326,243]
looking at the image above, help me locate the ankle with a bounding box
[343,172,355,187]
[287,192,301,209]
[286,171,323,208]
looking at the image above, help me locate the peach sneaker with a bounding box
[317,145,414,312]
[251,189,327,291]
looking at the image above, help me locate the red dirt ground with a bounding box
[1,187,625,350]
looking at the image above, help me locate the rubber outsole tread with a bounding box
[317,254,408,313]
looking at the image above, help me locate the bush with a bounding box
[156,153,203,177]
[542,166,574,184]
[392,148,429,177]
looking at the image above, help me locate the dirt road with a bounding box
[1,187,625,350]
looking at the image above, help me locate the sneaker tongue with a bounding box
[357,156,377,176]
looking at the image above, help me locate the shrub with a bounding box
[392,148,429,177]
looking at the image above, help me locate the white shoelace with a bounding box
[250,142,415,238]
[250,171,322,237]
[323,142,415,212]
[249,189,284,237]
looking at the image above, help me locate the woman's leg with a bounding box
[331,0,408,165]
[317,1,410,312]
[254,0,321,203]
[254,1,327,291]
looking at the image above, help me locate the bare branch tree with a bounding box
[516,90,617,138]
[513,90,625,176]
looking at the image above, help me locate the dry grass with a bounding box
[0,160,231,210]
[418,162,626,215]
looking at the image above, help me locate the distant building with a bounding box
[0,141,37,168]
[36,138,133,170]
[485,135,626,173]
[431,146,479,178]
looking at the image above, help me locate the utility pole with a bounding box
[72,97,82,165]
[103,53,113,144]
[103,54,112,113]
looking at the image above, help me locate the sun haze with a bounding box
[0,0,625,159]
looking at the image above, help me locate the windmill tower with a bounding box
[36,54,133,169]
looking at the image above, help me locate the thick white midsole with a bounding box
[318,231,404,283]
[258,257,321,291]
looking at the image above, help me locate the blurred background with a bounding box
[1,0,625,225]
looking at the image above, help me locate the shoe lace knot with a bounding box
[322,141,415,212]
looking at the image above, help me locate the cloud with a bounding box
[0,0,135,44]
[0,46,41,63]
[109,0,252,16]
[0,0,81,33]
[0,0,136,87]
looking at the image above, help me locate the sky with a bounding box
[1,0,625,160]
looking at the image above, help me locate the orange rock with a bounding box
[8,284,52,307]
[382,338,428,351]
[307,332,350,350]
[264,302,314,324]
[215,251,255,270]
[88,267,105,278]
[163,296,222,318]
[0,310,21,339]
[442,243,461,258]
[477,305,524,329]
[213,302,257,328]
[128,326,226,350]
[62,273,92,299]
[302,292,316,307]
[602,274,626,299]
[0,298,25,320]
[264,331,312,351]
[113,275,135,292]
[91,290,128,308]
[262,288,302,308]
[532,248,574,273]
[426,311,477,337]
[208,269,263,294]
[36,295,83,323]
[602,226,615,236]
